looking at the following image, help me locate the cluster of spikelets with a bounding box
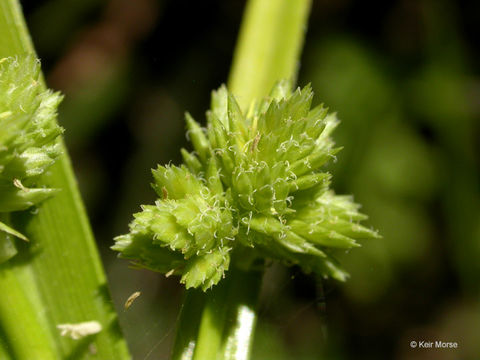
[113,81,379,291]
[0,55,63,262]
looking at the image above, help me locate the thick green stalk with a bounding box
[174,268,263,360]
[171,291,205,360]
[0,1,129,359]
[0,0,32,55]
[228,0,311,109]
[218,269,263,360]
[0,260,60,359]
[192,278,230,360]
[172,0,311,359]
[190,270,262,360]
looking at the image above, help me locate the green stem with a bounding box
[171,290,205,360]
[173,268,262,360]
[0,1,130,358]
[228,0,312,109]
[0,215,59,359]
[174,0,311,358]
[192,277,230,360]
[218,269,263,360]
[0,261,60,359]
[0,0,33,55]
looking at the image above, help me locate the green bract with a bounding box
[114,81,379,290]
[0,55,63,262]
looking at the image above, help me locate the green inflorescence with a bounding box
[113,81,379,291]
[0,55,63,263]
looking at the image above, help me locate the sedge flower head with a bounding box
[113,81,379,290]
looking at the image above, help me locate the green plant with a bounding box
[0,55,62,262]
[113,0,378,359]
[113,81,378,289]
[0,1,129,359]
[0,0,379,359]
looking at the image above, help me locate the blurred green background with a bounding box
[20,0,479,358]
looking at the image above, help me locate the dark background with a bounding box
[20,0,480,359]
